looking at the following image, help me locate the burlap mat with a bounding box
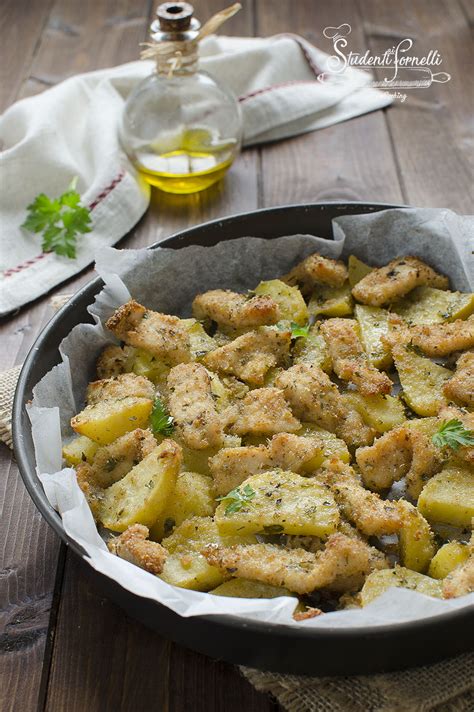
[1,298,472,711]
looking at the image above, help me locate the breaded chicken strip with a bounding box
[106,300,191,366]
[86,373,155,405]
[203,533,386,595]
[275,363,375,448]
[192,289,279,331]
[77,428,157,489]
[209,433,324,495]
[352,256,449,307]
[209,444,271,495]
[317,459,402,536]
[356,421,446,498]
[76,429,159,519]
[437,406,474,467]
[96,344,136,379]
[443,551,474,599]
[356,427,412,491]
[282,253,348,293]
[407,317,474,357]
[202,327,290,386]
[225,388,301,437]
[108,524,168,574]
[443,351,474,408]
[167,363,224,450]
[320,318,392,395]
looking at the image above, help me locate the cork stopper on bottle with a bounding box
[156,2,195,31]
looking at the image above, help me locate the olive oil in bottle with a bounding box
[120,3,242,194]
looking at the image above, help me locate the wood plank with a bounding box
[255,0,404,207]
[18,0,153,99]
[359,0,473,212]
[0,0,54,112]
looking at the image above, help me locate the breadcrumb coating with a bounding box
[283,253,348,293]
[275,363,375,448]
[106,300,191,366]
[443,351,474,408]
[352,256,449,307]
[86,373,155,405]
[167,363,224,450]
[225,388,301,437]
[108,524,168,574]
[192,289,279,331]
[320,318,392,395]
[203,533,387,595]
[202,327,290,386]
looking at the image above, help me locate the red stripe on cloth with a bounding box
[2,169,126,279]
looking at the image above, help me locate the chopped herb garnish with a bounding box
[216,484,256,515]
[150,396,174,436]
[277,321,310,340]
[432,419,474,451]
[22,176,92,259]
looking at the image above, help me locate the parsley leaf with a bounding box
[150,396,174,436]
[216,484,256,515]
[277,321,310,340]
[22,177,92,259]
[432,419,474,451]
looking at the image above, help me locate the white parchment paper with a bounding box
[28,207,474,628]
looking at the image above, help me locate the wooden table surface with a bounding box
[1,1,472,710]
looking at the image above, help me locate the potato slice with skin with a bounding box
[355,304,392,370]
[71,396,153,446]
[131,349,170,390]
[308,283,353,318]
[149,472,216,541]
[159,516,256,591]
[360,566,443,606]
[63,435,99,465]
[99,439,182,532]
[342,393,406,434]
[348,255,373,287]
[418,465,474,528]
[298,424,350,464]
[215,470,339,538]
[428,542,471,579]
[393,286,474,326]
[210,578,295,599]
[393,344,451,416]
[254,279,308,325]
[397,500,436,573]
[181,318,218,360]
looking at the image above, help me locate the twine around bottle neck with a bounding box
[141,3,241,78]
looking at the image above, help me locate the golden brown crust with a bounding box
[203,533,387,595]
[108,524,168,574]
[192,290,279,331]
[106,300,191,366]
[86,373,155,404]
[275,363,375,448]
[209,433,324,495]
[225,388,301,437]
[96,344,136,379]
[283,253,348,292]
[443,555,474,599]
[407,317,474,357]
[352,256,449,307]
[202,327,290,386]
[320,318,392,395]
[443,351,474,408]
[167,363,224,450]
[317,459,402,536]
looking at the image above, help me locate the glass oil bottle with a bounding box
[120,2,243,194]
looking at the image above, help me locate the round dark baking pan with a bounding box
[13,202,474,676]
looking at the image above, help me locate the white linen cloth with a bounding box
[0,34,392,315]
